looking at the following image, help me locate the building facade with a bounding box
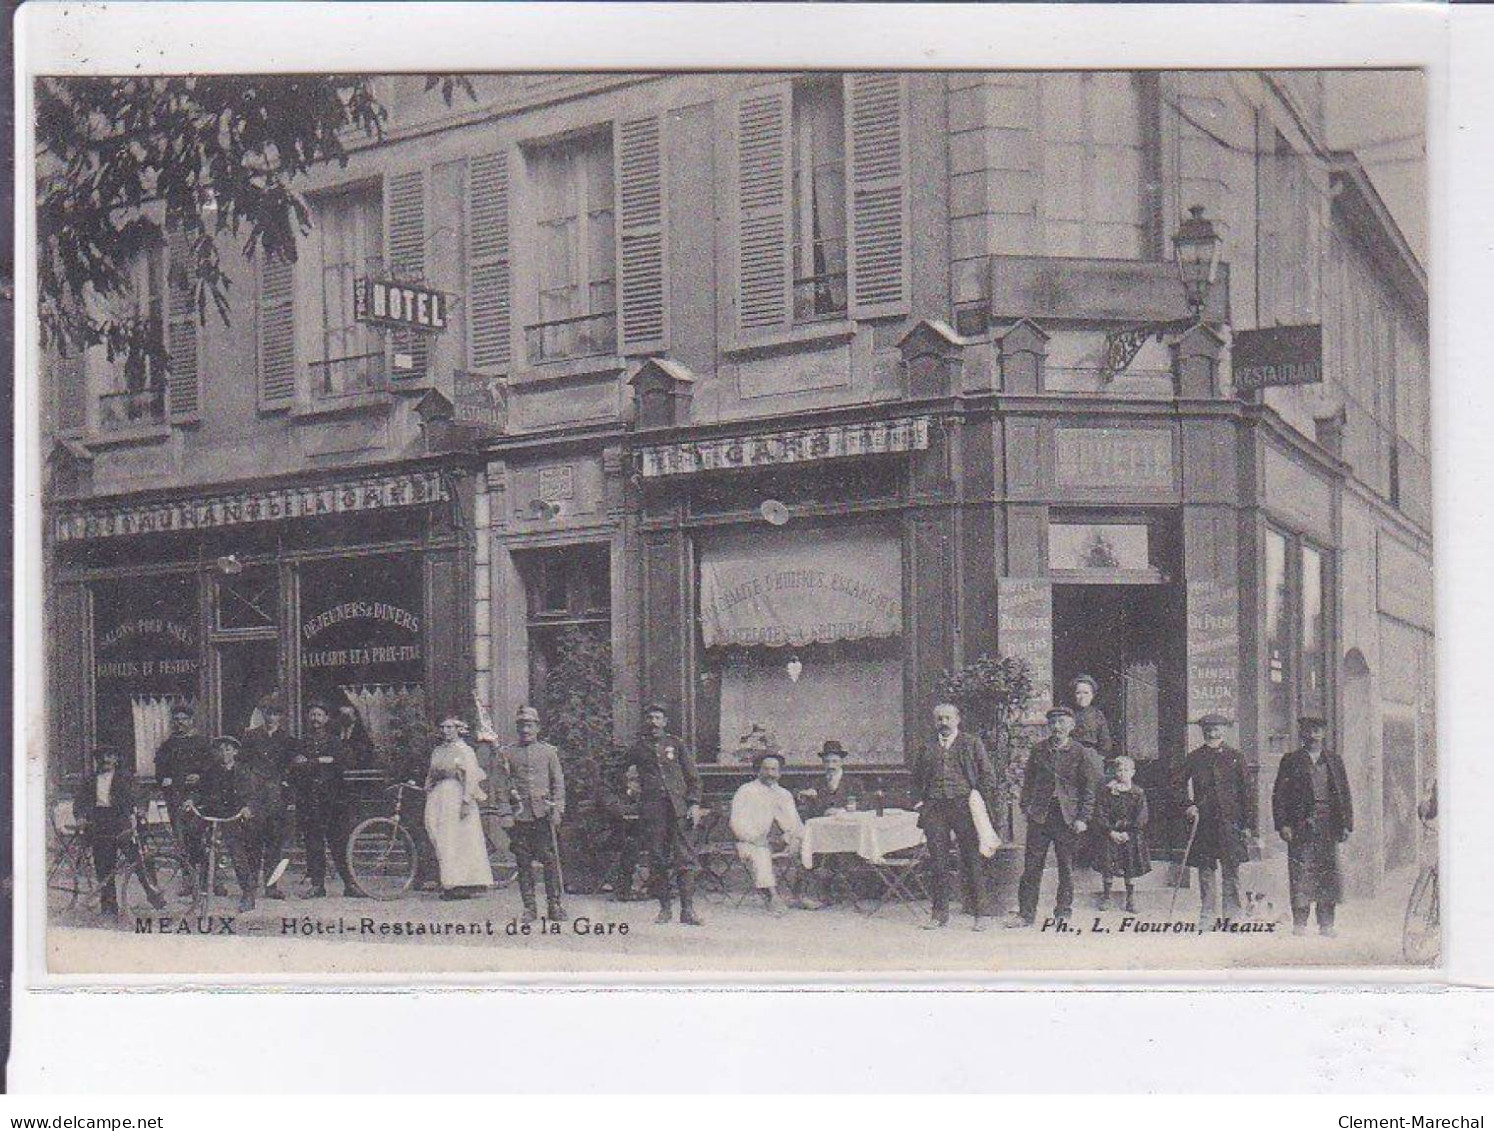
[42,71,1431,895]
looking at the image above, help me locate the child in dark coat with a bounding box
[1095,754,1151,913]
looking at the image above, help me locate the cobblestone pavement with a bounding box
[47,853,1434,977]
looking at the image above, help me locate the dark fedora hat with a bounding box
[1196,712,1233,728]
[1298,714,1327,730]
[819,740,848,759]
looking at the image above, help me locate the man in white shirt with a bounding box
[729,751,804,916]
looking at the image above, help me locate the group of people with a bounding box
[74,676,1354,940]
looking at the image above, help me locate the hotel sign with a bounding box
[54,470,448,543]
[639,416,930,478]
[1233,324,1323,391]
[355,278,451,332]
[1055,427,1174,490]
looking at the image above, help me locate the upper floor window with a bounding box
[1037,72,1153,259]
[527,130,616,363]
[312,185,385,398]
[792,78,848,323]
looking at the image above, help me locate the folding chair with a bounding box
[851,843,931,921]
[47,799,95,910]
[690,808,740,904]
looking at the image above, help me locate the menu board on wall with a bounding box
[1186,578,1240,729]
[996,577,1053,722]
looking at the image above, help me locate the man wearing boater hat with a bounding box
[1182,712,1254,927]
[499,705,567,923]
[1272,715,1353,937]
[1007,705,1104,928]
[618,702,704,926]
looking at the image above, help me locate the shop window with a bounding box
[518,545,611,703]
[526,130,617,363]
[91,573,201,778]
[1263,525,1332,757]
[312,185,386,398]
[1301,543,1327,717]
[298,553,425,771]
[95,243,168,432]
[1037,72,1153,259]
[1264,527,1293,757]
[791,78,848,323]
[696,526,904,764]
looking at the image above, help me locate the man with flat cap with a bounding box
[289,697,358,897]
[497,705,567,923]
[153,702,210,891]
[186,735,259,911]
[74,745,165,917]
[915,702,1001,931]
[729,750,805,916]
[1272,715,1353,936]
[1182,712,1255,927]
[241,695,295,900]
[618,702,704,926]
[1008,705,1104,928]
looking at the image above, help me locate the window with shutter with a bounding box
[257,252,296,410]
[735,84,793,337]
[166,231,201,421]
[615,115,668,354]
[468,150,512,373]
[311,184,384,399]
[95,244,168,433]
[386,169,428,380]
[844,73,910,319]
[53,350,86,434]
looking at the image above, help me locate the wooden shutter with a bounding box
[165,231,201,420]
[467,150,512,373]
[844,73,911,320]
[734,84,793,338]
[615,115,668,355]
[386,168,428,380]
[423,546,471,726]
[54,349,86,434]
[257,252,296,409]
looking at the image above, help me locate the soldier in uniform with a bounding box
[289,698,358,898]
[240,695,296,900]
[618,703,704,926]
[1182,713,1255,927]
[153,702,211,893]
[497,705,567,923]
[1272,715,1353,937]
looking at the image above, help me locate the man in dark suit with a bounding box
[1008,706,1104,928]
[186,736,258,911]
[1183,712,1255,927]
[288,698,358,898]
[618,703,703,926]
[1272,715,1353,936]
[240,696,296,900]
[799,740,853,818]
[913,703,1000,931]
[153,702,210,891]
[74,746,165,917]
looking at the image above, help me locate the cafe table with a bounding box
[799,807,925,869]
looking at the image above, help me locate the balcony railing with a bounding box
[793,271,848,324]
[97,387,167,432]
[308,351,389,401]
[525,310,618,365]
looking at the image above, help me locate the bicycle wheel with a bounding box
[1403,865,1440,965]
[48,847,94,913]
[347,817,417,900]
[122,853,184,917]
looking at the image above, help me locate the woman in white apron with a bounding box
[424,717,494,899]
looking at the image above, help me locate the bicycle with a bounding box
[345,782,517,901]
[49,805,184,919]
[182,803,251,916]
[1403,812,1439,965]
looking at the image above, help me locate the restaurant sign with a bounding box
[355,278,451,332]
[639,416,930,478]
[452,370,508,434]
[54,471,448,543]
[1232,324,1323,391]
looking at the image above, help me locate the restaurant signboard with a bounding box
[1232,324,1323,391]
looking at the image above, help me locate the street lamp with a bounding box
[1101,205,1223,380]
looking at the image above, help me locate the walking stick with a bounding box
[1169,810,1201,918]
[549,813,566,896]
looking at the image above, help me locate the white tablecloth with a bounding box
[800,808,924,869]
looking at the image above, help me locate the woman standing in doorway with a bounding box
[1070,675,1115,764]
[424,717,494,899]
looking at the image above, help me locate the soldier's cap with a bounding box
[258,695,286,715]
[1298,715,1327,730]
[751,749,786,771]
[819,740,848,759]
[515,705,540,723]
[1046,706,1075,722]
[1196,713,1233,729]
[93,744,120,763]
[305,697,332,714]
[644,702,669,716]
[170,703,195,718]
[1072,674,1099,692]
[211,735,242,751]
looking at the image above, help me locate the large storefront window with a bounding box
[91,574,200,777]
[697,526,904,764]
[298,553,425,771]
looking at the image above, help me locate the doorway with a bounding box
[1052,584,1186,768]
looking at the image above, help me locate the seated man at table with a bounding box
[730,751,807,916]
[798,740,853,817]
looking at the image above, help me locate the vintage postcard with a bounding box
[25,17,1437,978]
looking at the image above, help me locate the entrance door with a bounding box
[215,638,281,737]
[1052,584,1186,769]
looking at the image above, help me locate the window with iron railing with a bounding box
[526,130,617,364]
[792,78,848,323]
[97,244,169,431]
[314,185,385,399]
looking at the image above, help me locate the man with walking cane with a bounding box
[1180,713,1255,928]
[498,705,567,923]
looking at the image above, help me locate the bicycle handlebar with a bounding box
[182,803,250,824]
[388,781,428,795]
